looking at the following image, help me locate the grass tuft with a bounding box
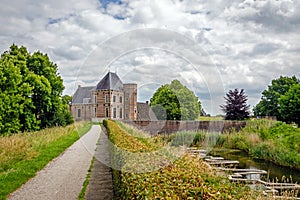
[78,157,95,200]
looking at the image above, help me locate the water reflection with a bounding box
[208,148,300,183]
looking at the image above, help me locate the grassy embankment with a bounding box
[197,116,224,121]
[152,119,300,171]
[104,120,262,199]
[0,122,92,200]
[216,119,300,170]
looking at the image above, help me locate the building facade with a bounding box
[71,72,156,121]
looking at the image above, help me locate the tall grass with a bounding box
[217,119,300,170]
[0,121,92,200]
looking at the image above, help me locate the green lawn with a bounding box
[0,122,92,200]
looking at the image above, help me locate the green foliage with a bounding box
[103,120,258,199]
[268,122,300,152]
[278,84,300,125]
[0,45,39,133]
[217,119,300,170]
[169,131,198,146]
[0,122,92,200]
[0,44,73,134]
[254,76,300,122]
[167,131,221,148]
[150,80,200,120]
[115,121,159,150]
[220,88,250,120]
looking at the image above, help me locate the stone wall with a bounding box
[122,120,247,135]
[71,104,93,121]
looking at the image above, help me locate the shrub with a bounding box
[104,120,259,199]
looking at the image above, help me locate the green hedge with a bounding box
[103,120,258,199]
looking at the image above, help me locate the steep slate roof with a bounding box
[137,103,158,121]
[72,86,94,104]
[96,72,123,91]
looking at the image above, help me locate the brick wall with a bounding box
[122,120,247,135]
[123,84,137,120]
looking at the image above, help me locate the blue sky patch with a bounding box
[99,0,122,9]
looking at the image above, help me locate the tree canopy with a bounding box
[150,80,201,120]
[278,84,300,125]
[253,76,300,122]
[0,44,73,134]
[220,88,250,120]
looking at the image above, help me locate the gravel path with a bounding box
[8,125,101,200]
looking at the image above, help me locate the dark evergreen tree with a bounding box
[220,88,250,120]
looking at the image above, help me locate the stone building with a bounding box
[70,72,157,121]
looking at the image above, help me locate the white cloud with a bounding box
[0,0,299,115]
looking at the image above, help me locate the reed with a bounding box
[217,119,300,170]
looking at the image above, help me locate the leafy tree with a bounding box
[150,80,200,120]
[27,51,66,128]
[220,88,250,120]
[62,95,72,104]
[0,45,40,134]
[0,44,73,134]
[254,76,299,120]
[278,84,300,125]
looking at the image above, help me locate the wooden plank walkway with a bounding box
[205,159,239,166]
[188,149,300,199]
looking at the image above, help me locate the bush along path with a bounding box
[103,120,260,199]
[8,125,100,200]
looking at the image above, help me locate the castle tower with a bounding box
[95,72,124,119]
[123,83,137,120]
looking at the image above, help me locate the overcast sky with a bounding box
[1,0,299,115]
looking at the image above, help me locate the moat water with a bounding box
[208,148,300,183]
